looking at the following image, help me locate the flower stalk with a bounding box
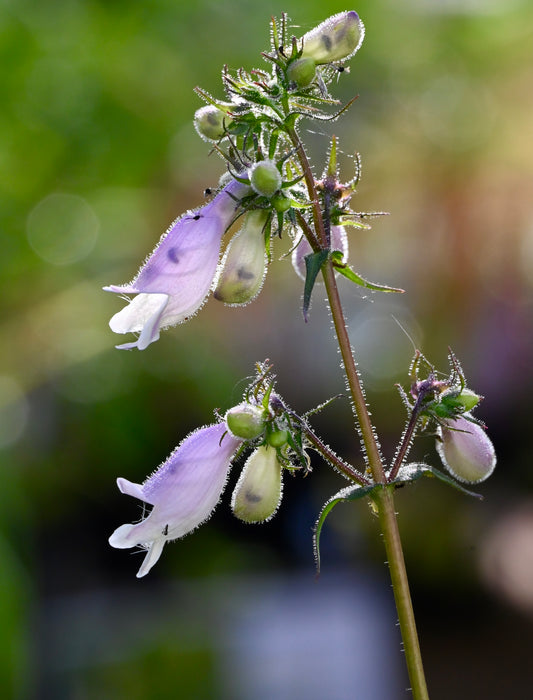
[289,121,428,698]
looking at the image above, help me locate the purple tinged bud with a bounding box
[109,422,243,577]
[249,160,282,198]
[225,402,267,439]
[292,225,348,280]
[213,210,268,305]
[299,11,365,65]
[436,415,496,483]
[104,179,250,350]
[231,445,283,523]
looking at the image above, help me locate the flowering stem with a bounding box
[288,124,429,698]
[322,229,430,700]
[300,422,370,486]
[388,404,422,482]
[375,487,429,700]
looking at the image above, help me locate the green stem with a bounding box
[287,122,429,699]
[375,487,429,700]
[323,237,430,700]
[300,422,370,486]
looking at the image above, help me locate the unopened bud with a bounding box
[446,389,481,413]
[271,192,292,213]
[231,445,283,523]
[299,11,365,65]
[287,56,316,88]
[226,402,266,440]
[436,415,496,483]
[249,160,282,198]
[194,105,232,141]
[266,429,289,448]
[214,210,268,305]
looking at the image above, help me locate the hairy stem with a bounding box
[287,122,429,698]
[301,423,370,486]
[388,406,421,482]
[375,487,429,699]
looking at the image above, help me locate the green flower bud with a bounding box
[299,11,365,65]
[436,415,496,483]
[266,429,289,448]
[194,105,232,141]
[225,402,266,440]
[450,389,481,413]
[214,210,268,305]
[435,389,482,419]
[287,57,316,88]
[249,160,282,198]
[271,192,292,213]
[231,445,283,523]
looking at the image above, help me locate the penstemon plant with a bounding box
[105,12,496,698]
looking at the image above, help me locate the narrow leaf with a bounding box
[314,483,382,573]
[393,463,483,499]
[303,249,329,322]
[331,251,404,293]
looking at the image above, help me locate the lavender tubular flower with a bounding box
[104,179,249,350]
[436,415,496,483]
[109,422,243,577]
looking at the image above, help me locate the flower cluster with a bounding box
[398,350,496,483]
[109,363,311,577]
[106,12,498,582]
[104,11,389,350]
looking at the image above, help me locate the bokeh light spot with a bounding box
[27,193,99,266]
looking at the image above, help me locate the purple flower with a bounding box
[109,422,243,577]
[104,179,249,350]
[436,414,496,483]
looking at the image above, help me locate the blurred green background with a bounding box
[2,0,533,698]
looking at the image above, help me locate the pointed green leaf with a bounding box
[392,463,483,499]
[331,251,404,293]
[303,249,329,322]
[314,483,383,573]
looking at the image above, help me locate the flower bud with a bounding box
[271,192,292,213]
[266,429,289,448]
[249,160,282,198]
[226,402,266,440]
[214,210,268,305]
[194,105,232,141]
[436,415,496,483]
[299,11,365,65]
[231,445,283,523]
[444,389,481,413]
[287,57,316,88]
